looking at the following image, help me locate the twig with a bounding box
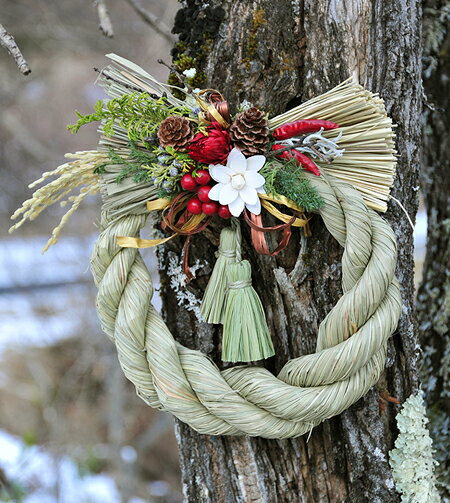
[307,144,332,163]
[389,195,415,232]
[124,0,176,43]
[93,0,114,38]
[157,58,193,93]
[0,23,31,75]
[267,140,333,163]
[94,67,148,94]
[379,390,401,404]
[266,142,305,157]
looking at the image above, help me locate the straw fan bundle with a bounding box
[10,54,401,438]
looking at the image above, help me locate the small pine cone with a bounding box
[229,107,270,156]
[157,116,194,152]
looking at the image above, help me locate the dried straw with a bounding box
[201,227,238,324]
[9,151,108,252]
[9,57,402,437]
[270,79,397,212]
[90,171,402,438]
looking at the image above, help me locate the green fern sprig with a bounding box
[68,93,193,144]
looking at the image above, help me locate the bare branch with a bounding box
[124,0,176,44]
[157,58,193,92]
[0,24,31,75]
[93,0,114,38]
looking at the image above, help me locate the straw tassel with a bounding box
[201,219,274,362]
[200,227,238,323]
[221,260,274,363]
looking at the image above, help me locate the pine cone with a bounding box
[229,107,269,156]
[157,116,194,151]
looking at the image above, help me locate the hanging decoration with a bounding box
[10,54,402,438]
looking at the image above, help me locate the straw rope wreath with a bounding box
[9,55,403,438]
[91,171,401,438]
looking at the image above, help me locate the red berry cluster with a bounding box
[181,170,231,218]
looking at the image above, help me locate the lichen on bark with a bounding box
[419,1,450,498]
[389,392,440,503]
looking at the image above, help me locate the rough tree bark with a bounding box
[159,1,422,501]
[418,1,450,496]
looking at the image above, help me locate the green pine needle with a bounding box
[95,144,155,184]
[261,159,324,212]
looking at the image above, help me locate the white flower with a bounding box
[182,68,197,78]
[208,148,266,217]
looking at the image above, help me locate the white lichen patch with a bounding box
[166,253,204,322]
[374,447,387,462]
[386,479,395,490]
[238,99,253,112]
[389,391,441,503]
[182,68,197,78]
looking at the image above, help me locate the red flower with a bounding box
[187,122,232,165]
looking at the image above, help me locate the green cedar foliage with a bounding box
[261,159,324,212]
[68,93,192,144]
[94,143,155,184]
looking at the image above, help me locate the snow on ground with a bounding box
[414,209,428,260]
[0,234,161,356]
[0,236,95,290]
[0,235,167,502]
[0,283,97,355]
[0,429,122,503]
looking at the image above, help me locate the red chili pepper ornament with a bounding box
[272,119,339,140]
[271,144,321,176]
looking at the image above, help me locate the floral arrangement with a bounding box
[69,82,342,222]
[61,60,347,362]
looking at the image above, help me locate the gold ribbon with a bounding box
[117,235,175,249]
[117,191,311,249]
[117,198,205,249]
[146,198,171,211]
[259,193,310,228]
[196,89,230,128]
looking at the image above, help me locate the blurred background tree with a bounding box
[419,0,450,497]
[0,1,182,502]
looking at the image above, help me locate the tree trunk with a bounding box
[418,1,450,496]
[159,1,422,501]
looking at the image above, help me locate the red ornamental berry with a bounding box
[218,205,232,219]
[194,169,211,185]
[202,201,219,215]
[181,174,197,191]
[187,198,202,214]
[197,185,211,203]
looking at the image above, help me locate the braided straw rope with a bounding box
[90,172,401,438]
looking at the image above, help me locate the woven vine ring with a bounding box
[90,172,401,439]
